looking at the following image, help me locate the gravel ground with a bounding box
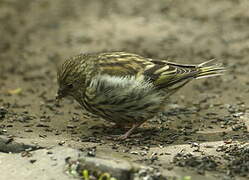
[0,0,249,179]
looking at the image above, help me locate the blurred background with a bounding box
[1,0,248,104]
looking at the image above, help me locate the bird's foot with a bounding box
[115,122,144,140]
[106,121,145,140]
[116,133,130,140]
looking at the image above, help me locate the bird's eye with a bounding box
[67,84,73,89]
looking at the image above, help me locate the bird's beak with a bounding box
[55,89,64,102]
[55,94,62,102]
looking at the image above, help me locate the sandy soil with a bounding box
[1,0,249,179]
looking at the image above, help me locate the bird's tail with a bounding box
[196,59,226,79]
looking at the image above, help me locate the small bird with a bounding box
[56,52,225,139]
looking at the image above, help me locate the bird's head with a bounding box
[56,55,86,100]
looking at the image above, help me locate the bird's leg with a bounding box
[117,121,145,140]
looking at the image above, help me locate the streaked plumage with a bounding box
[57,52,225,139]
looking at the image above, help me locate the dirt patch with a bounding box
[173,142,249,178]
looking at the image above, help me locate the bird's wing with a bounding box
[144,59,199,89]
[94,52,152,77]
[93,52,204,90]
